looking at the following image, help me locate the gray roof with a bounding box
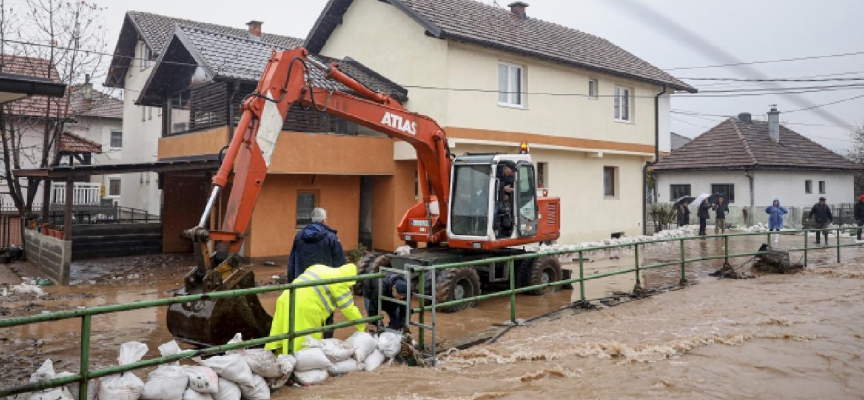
[137,26,407,106]
[653,118,860,172]
[105,11,302,88]
[670,132,691,151]
[305,0,695,92]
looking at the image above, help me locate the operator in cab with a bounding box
[266,263,366,354]
[495,161,517,237]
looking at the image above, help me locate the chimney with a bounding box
[82,73,93,100]
[737,112,751,123]
[767,105,780,142]
[508,1,528,19]
[246,20,263,40]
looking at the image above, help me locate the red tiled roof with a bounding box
[0,54,69,119]
[70,87,123,119]
[653,118,859,172]
[59,132,102,154]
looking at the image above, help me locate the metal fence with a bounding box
[1,227,862,397]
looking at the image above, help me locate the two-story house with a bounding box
[103,12,301,217]
[306,0,695,244]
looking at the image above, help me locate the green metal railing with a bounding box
[0,272,385,398]
[407,227,864,354]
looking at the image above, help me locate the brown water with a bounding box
[2,235,863,398]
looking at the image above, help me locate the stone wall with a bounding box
[23,229,71,284]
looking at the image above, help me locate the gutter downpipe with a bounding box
[643,84,667,235]
[744,169,754,226]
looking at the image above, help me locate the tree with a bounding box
[0,0,106,215]
[846,123,864,197]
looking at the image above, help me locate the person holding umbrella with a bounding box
[678,201,691,227]
[697,197,711,236]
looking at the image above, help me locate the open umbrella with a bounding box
[693,193,710,206]
[673,195,696,208]
[707,193,724,205]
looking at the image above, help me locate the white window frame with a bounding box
[818,180,826,194]
[603,166,618,198]
[109,130,122,149]
[498,62,525,108]
[588,78,598,99]
[139,42,151,70]
[614,86,632,122]
[107,177,121,198]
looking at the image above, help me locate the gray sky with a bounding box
[96,0,864,153]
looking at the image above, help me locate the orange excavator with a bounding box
[167,48,561,346]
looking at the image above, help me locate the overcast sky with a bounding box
[95,0,864,153]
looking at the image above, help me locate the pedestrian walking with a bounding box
[287,207,347,338]
[807,197,833,245]
[854,195,864,241]
[765,198,788,243]
[697,198,710,236]
[678,201,691,227]
[266,263,366,354]
[713,196,730,234]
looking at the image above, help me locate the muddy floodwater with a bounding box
[2,232,864,399]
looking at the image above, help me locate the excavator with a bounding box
[167,48,561,347]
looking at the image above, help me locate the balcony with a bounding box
[51,182,102,206]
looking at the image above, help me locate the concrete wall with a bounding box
[24,229,70,284]
[71,223,162,260]
[119,40,163,216]
[656,170,855,208]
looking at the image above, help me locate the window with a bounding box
[670,184,691,199]
[295,190,319,229]
[711,184,735,203]
[819,181,826,194]
[498,62,523,107]
[614,86,631,122]
[451,165,492,237]
[805,180,812,194]
[139,42,151,70]
[108,178,121,197]
[588,79,598,99]
[536,162,548,189]
[148,107,153,120]
[141,106,145,121]
[603,167,617,197]
[110,131,122,149]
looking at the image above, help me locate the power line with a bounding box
[681,77,864,83]
[784,92,864,114]
[664,50,864,71]
[669,111,857,142]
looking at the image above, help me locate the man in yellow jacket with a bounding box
[266,263,365,354]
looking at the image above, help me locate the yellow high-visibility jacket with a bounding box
[266,263,365,354]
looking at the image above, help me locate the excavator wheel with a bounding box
[517,256,563,295]
[436,267,481,313]
[353,252,382,295]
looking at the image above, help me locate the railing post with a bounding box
[836,227,841,263]
[79,315,91,400]
[288,288,296,354]
[724,235,729,264]
[633,244,641,291]
[418,269,426,350]
[508,259,516,323]
[804,229,809,267]
[578,251,585,302]
[679,238,687,285]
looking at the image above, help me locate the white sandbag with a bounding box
[241,349,281,378]
[157,340,183,366]
[345,331,377,362]
[326,359,359,376]
[293,348,331,372]
[196,355,254,386]
[141,366,187,400]
[56,372,97,400]
[293,369,328,385]
[99,342,149,400]
[213,378,240,400]
[275,355,296,376]
[238,374,269,400]
[265,375,289,391]
[363,349,385,372]
[28,360,74,400]
[377,332,402,359]
[182,366,219,394]
[304,337,354,362]
[182,388,213,400]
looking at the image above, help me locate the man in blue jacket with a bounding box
[287,207,347,338]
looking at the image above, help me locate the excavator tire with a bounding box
[354,252,382,295]
[517,256,563,295]
[435,267,481,313]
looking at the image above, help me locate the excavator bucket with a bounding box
[167,260,273,347]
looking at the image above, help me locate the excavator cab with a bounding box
[448,154,538,242]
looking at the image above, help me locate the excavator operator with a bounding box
[265,263,366,354]
[495,161,517,238]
